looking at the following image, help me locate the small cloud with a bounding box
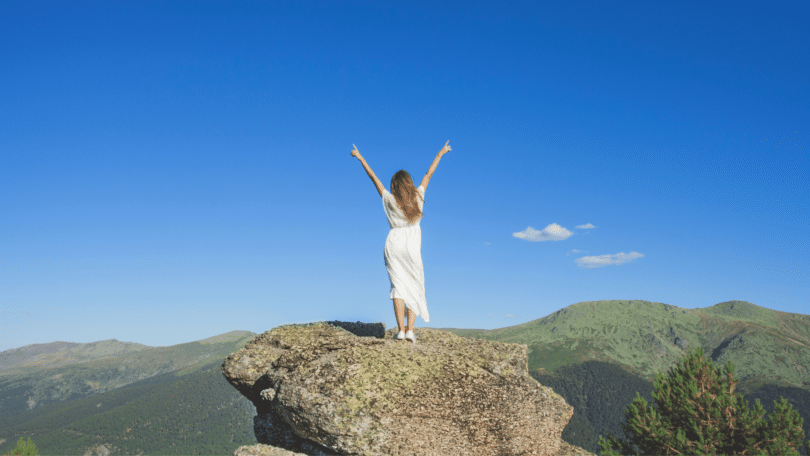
[576,223,596,229]
[575,252,644,268]
[513,223,573,242]
[507,314,517,318]
[484,242,491,245]
[488,314,493,316]
[567,249,587,256]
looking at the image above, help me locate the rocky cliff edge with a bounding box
[221,321,595,456]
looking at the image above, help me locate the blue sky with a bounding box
[1,1,807,352]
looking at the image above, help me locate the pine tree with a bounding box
[598,346,806,455]
[2,437,38,456]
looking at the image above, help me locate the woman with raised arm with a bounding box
[351,141,451,343]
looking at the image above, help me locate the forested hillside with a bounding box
[531,361,655,454]
[0,359,257,456]
[529,360,810,455]
[0,331,256,416]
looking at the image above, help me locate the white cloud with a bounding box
[576,223,596,229]
[507,314,517,318]
[575,251,644,268]
[513,223,573,242]
[567,249,587,256]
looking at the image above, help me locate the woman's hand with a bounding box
[440,140,451,156]
[351,144,362,160]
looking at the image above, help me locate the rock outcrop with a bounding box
[223,321,588,456]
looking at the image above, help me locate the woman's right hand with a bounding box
[440,140,451,155]
[351,144,361,159]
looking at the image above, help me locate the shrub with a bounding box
[2,437,38,456]
[598,346,806,455]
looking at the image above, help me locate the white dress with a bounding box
[382,185,429,322]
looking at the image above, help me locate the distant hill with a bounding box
[0,330,259,455]
[1,301,808,455]
[0,359,258,455]
[0,330,256,374]
[0,339,152,373]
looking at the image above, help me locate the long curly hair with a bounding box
[390,170,424,224]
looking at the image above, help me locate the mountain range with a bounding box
[1,299,808,455]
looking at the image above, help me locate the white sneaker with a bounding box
[395,331,406,340]
[405,330,416,343]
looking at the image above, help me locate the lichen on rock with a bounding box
[222,321,585,456]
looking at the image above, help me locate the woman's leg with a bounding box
[405,307,416,332]
[393,298,405,333]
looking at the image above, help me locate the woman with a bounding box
[351,141,451,343]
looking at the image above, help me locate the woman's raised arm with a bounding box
[420,141,451,190]
[352,144,385,197]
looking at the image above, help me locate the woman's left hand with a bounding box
[351,144,362,160]
[440,140,451,155]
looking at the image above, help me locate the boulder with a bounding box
[222,322,581,456]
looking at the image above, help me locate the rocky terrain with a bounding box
[222,321,594,456]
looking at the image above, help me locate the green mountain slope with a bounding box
[442,299,810,390]
[0,339,152,373]
[0,359,257,456]
[0,331,257,416]
[531,360,656,455]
